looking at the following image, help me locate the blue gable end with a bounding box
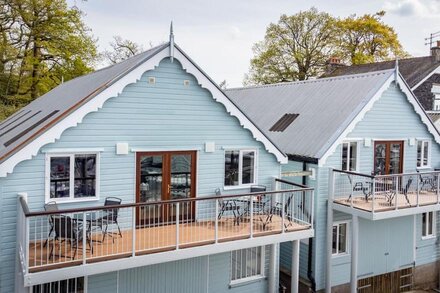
[309,82,440,290]
[0,57,281,292]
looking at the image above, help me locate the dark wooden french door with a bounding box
[374,141,404,175]
[136,151,196,225]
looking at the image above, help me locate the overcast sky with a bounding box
[70,0,440,87]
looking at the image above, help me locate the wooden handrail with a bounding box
[19,187,314,217]
[333,169,375,179]
[275,178,309,188]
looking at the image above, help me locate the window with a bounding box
[342,142,358,171]
[332,222,349,256]
[32,277,84,293]
[417,140,430,168]
[422,212,436,238]
[231,247,264,282]
[47,153,99,202]
[224,150,256,187]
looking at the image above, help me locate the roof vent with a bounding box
[269,113,299,132]
[148,77,156,84]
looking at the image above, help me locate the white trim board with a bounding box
[411,65,440,91]
[318,71,440,167]
[0,44,287,177]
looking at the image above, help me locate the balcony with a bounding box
[17,179,314,286]
[331,169,440,220]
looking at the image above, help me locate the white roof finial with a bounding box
[394,56,399,81]
[169,21,174,63]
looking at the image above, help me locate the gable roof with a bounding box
[227,69,440,163]
[324,56,440,89]
[0,42,287,176]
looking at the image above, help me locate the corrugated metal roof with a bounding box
[226,70,394,159]
[0,43,169,163]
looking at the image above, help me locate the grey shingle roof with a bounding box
[325,56,439,88]
[226,70,394,160]
[0,43,169,163]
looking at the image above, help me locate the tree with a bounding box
[246,9,408,85]
[245,8,337,85]
[335,11,408,64]
[0,0,98,120]
[103,36,143,64]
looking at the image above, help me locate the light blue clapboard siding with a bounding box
[87,248,273,293]
[305,82,440,290]
[0,57,280,292]
[415,211,440,266]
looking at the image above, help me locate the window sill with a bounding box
[417,166,432,170]
[229,275,266,288]
[421,235,436,241]
[223,184,256,191]
[45,197,100,204]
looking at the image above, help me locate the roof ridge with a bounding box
[226,69,394,91]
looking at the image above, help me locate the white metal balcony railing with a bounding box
[17,179,313,277]
[331,169,440,214]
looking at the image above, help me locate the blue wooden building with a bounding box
[0,31,314,292]
[228,67,440,292]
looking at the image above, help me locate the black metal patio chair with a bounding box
[43,201,59,248]
[92,197,123,242]
[216,188,241,226]
[262,192,294,230]
[49,215,92,259]
[385,177,412,206]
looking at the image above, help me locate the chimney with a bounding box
[431,40,440,62]
[325,57,345,75]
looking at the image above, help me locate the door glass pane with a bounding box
[389,143,402,174]
[332,226,337,254]
[170,154,192,200]
[423,142,429,166]
[342,143,348,171]
[349,143,357,171]
[339,223,347,253]
[242,151,255,184]
[139,155,163,222]
[50,157,70,198]
[375,143,386,175]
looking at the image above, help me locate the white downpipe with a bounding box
[326,169,334,293]
[350,215,359,293]
[291,240,300,293]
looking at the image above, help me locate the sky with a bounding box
[70,0,440,87]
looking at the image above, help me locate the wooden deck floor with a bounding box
[334,191,439,212]
[28,215,310,272]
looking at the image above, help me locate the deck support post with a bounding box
[326,169,334,293]
[268,243,278,293]
[350,215,359,293]
[291,240,300,293]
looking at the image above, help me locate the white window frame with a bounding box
[341,141,359,172]
[332,221,350,257]
[45,152,100,203]
[224,149,258,189]
[230,246,265,285]
[417,140,431,169]
[422,212,436,239]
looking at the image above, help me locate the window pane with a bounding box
[332,226,337,254]
[242,151,255,184]
[74,154,96,198]
[422,213,427,236]
[341,143,348,171]
[231,247,262,281]
[339,223,347,253]
[50,157,70,198]
[428,212,433,235]
[225,151,239,186]
[417,141,423,167]
[423,142,429,166]
[349,143,357,171]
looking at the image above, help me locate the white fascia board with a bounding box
[318,74,395,167]
[411,65,440,91]
[173,48,287,164]
[24,229,314,286]
[0,45,287,177]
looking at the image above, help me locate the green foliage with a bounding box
[246,8,337,84]
[0,0,98,120]
[246,9,409,85]
[335,11,409,65]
